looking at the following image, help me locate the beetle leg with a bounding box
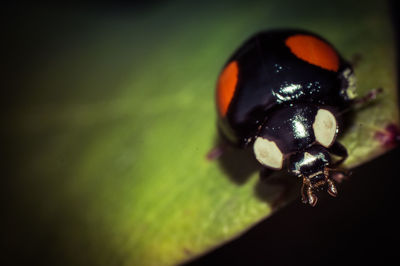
[327,141,348,167]
[301,177,308,204]
[206,142,231,160]
[326,178,338,197]
[260,169,294,209]
[306,186,318,207]
[324,163,338,196]
[325,166,351,184]
[325,140,350,182]
[301,177,317,206]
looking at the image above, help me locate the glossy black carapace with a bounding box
[215,29,358,206]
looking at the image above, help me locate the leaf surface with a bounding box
[4,1,398,265]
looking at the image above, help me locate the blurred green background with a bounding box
[3,1,399,266]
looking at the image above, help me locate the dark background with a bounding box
[3,1,400,266]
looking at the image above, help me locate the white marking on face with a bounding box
[313,109,337,147]
[253,137,284,169]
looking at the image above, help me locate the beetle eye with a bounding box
[253,137,284,169]
[312,109,337,147]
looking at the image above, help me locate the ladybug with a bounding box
[215,29,359,206]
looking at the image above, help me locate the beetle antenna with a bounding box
[324,167,350,183]
[338,88,383,116]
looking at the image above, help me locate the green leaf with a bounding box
[4,0,398,265]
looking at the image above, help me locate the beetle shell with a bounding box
[216,30,355,147]
[258,104,338,155]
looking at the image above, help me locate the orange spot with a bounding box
[285,34,339,72]
[217,61,239,116]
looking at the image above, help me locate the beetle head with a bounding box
[288,145,338,206]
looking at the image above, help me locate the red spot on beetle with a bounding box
[374,124,400,149]
[217,61,239,116]
[285,34,340,72]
